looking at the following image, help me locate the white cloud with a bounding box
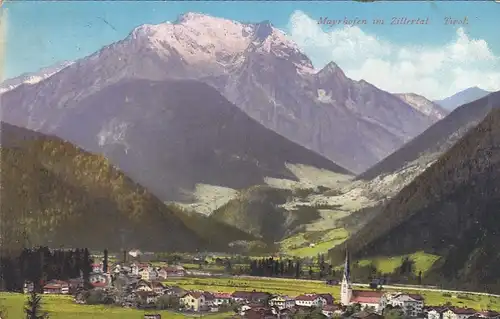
[287,10,500,100]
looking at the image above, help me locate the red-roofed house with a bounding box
[213,292,232,307]
[43,280,69,294]
[91,282,108,289]
[295,294,327,308]
[340,251,383,312]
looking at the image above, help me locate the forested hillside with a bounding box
[0,122,249,251]
[330,107,500,292]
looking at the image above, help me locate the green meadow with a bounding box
[0,293,231,319]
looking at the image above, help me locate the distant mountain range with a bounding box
[0,13,441,175]
[0,61,73,94]
[332,91,500,292]
[435,87,491,111]
[358,91,499,188]
[0,121,256,251]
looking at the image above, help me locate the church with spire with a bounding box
[340,249,384,311]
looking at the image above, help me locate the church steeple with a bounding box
[343,249,350,283]
[340,248,352,305]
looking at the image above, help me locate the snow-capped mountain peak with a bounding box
[128,13,308,69]
[0,61,74,94]
[130,13,254,65]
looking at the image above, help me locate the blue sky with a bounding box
[3,1,500,99]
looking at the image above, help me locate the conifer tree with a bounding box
[24,289,49,319]
[82,249,92,290]
[103,249,108,273]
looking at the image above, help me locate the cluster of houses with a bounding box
[23,261,186,296]
[426,308,500,319]
[195,290,499,319]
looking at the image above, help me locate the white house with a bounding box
[89,272,110,285]
[269,295,296,310]
[138,268,157,281]
[91,263,103,273]
[295,294,327,308]
[112,264,121,274]
[474,311,500,319]
[380,292,425,317]
[426,307,445,319]
[43,280,69,294]
[131,262,151,276]
[213,292,232,307]
[23,281,34,294]
[180,291,211,312]
[322,305,343,318]
[443,308,476,319]
[136,280,153,292]
[129,249,142,258]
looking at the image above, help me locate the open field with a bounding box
[162,277,500,311]
[358,251,441,275]
[0,293,231,319]
[279,228,349,257]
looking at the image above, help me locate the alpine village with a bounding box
[2,5,500,319]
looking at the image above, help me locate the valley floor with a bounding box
[3,276,500,318]
[161,277,500,311]
[0,293,231,319]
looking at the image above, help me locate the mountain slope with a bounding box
[358,91,500,184]
[394,93,449,122]
[211,185,322,242]
[205,42,436,173]
[0,122,249,251]
[435,87,491,111]
[5,79,350,204]
[331,107,500,292]
[1,13,437,174]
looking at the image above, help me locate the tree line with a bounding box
[0,246,95,293]
[0,246,101,319]
[245,255,335,279]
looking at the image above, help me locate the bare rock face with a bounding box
[395,93,449,122]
